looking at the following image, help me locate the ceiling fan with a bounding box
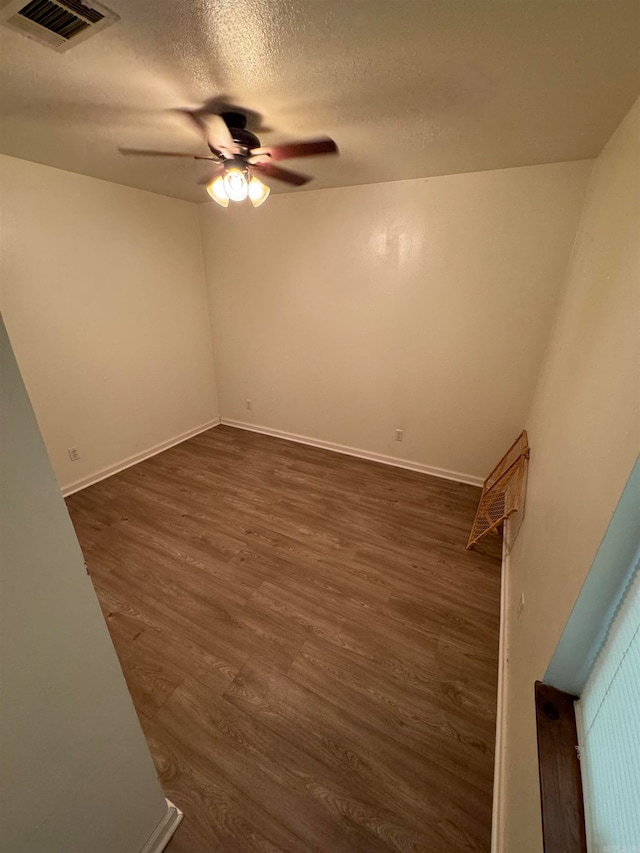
[120,109,339,207]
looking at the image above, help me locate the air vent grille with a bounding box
[19,0,93,38]
[1,0,117,51]
[54,0,104,23]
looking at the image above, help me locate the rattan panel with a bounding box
[467,431,529,548]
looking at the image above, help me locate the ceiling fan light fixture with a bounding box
[207,176,229,207]
[248,176,270,208]
[222,165,249,202]
[119,107,338,202]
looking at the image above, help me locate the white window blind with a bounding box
[576,559,640,852]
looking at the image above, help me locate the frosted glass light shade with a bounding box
[207,176,229,207]
[223,168,249,202]
[248,177,270,207]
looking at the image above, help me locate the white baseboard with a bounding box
[491,523,511,853]
[220,419,483,487]
[61,418,221,497]
[61,415,484,496]
[139,799,183,853]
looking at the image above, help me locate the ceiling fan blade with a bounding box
[204,114,239,155]
[177,109,238,157]
[251,137,338,162]
[247,152,272,166]
[254,162,311,186]
[119,147,217,161]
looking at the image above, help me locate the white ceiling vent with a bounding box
[0,0,117,51]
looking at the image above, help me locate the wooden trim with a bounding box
[220,419,484,486]
[535,681,587,853]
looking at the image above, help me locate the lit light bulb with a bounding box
[248,177,270,208]
[223,167,249,202]
[207,176,229,207]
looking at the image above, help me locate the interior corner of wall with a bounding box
[193,201,221,418]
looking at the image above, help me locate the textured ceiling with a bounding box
[0,0,639,203]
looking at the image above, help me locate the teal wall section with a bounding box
[545,456,640,695]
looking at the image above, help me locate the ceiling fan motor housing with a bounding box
[221,111,260,153]
[223,159,249,178]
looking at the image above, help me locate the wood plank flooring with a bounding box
[66,425,502,852]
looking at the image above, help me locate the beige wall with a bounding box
[501,98,640,851]
[1,316,169,853]
[0,155,219,492]
[200,161,590,481]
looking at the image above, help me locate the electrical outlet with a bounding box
[246,399,252,411]
[395,429,404,442]
[517,593,525,618]
[68,446,80,462]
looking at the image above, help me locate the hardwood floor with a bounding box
[66,425,502,852]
